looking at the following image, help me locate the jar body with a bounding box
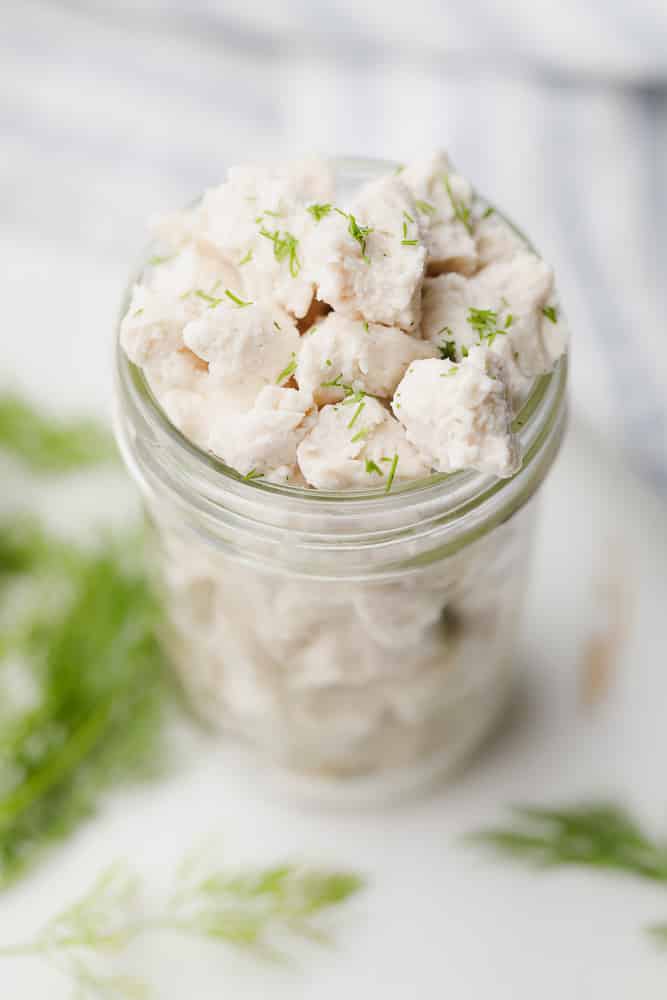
[148,496,537,791]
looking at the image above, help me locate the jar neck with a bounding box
[113,343,567,579]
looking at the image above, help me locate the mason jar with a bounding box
[113,158,568,802]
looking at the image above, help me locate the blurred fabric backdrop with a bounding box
[3,0,665,489]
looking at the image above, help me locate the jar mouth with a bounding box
[117,345,561,504]
[113,155,568,569]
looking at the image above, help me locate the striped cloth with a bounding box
[3,1,665,489]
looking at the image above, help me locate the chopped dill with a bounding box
[439,339,458,362]
[400,239,418,246]
[259,228,301,277]
[275,353,297,385]
[482,206,495,219]
[415,199,435,216]
[543,305,558,323]
[195,289,223,308]
[132,307,144,317]
[467,307,506,346]
[365,459,383,476]
[273,320,281,331]
[307,203,332,222]
[244,469,263,480]
[385,453,399,492]
[350,427,370,443]
[403,209,414,224]
[224,289,253,308]
[443,174,473,234]
[363,321,369,332]
[148,254,174,267]
[239,249,253,266]
[347,213,372,263]
[347,401,365,429]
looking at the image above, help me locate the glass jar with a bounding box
[113,158,568,802]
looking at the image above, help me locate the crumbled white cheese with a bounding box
[475,211,525,268]
[183,301,301,394]
[421,250,567,406]
[121,152,568,489]
[392,349,520,477]
[297,396,429,490]
[401,151,478,276]
[208,385,316,478]
[296,312,438,405]
[309,176,426,332]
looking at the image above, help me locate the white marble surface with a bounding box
[1,419,667,997]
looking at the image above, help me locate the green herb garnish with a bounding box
[259,228,301,277]
[365,459,383,476]
[276,353,297,384]
[440,367,458,377]
[132,307,144,317]
[347,401,365,429]
[385,453,399,493]
[443,174,472,234]
[467,307,507,346]
[195,289,223,308]
[239,249,253,266]
[543,305,558,323]
[346,213,372,263]
[415,200,435,216]
[482,206,495,219]
[350,427,370,443]
[400,239,419,246]
[307,203,332,222]
[224,289,253,308]
[148,254,174,267]
[244,469,263,480]
[403,210,414,224]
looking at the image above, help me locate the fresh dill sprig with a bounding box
[0,395,116,472]
[443,174,473,234]
[402,210,414,224]
[400,239,419,247]
[0,850,365,993]
[385,454,399,493]
[244,469,263,481]
[0,525,166,889]
[224,289,253,308]
[482,206,495,219]
[307,203,332,222]
[467,803,667,883]
[148,254,174,267]
[259,228,301,277]
[542,305,558,323]
[440,367,458,377]
[239,249,253,266]
[350,428,369,444]
[275,353,297,385]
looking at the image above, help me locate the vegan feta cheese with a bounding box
[121,153,567,488]
[392,349,520,477]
